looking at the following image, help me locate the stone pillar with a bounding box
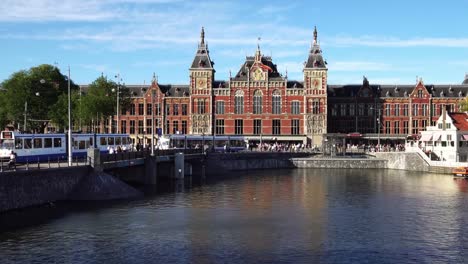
[144,155,158,185]
[87,148,102,172]
[174,152,184,179]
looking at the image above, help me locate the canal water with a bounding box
[1,168,468,263]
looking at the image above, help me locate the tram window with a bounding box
[44,138,53,148]
[15,138,23,149]
[79,140,86,149]
[116,137,121,145]
[33,138,42,148]
[89,137,93,147]
[54,138,62,148]
[100,137,107,146]
[122,137,127,145]
[73,140,79,148]
[24,139,32,149]
[108,137,115,145]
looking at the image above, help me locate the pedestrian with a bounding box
[8,150,16,170]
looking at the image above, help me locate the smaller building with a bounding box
[418,109,468,162]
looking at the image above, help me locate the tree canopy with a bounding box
[0,64,79,132]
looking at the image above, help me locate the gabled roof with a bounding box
[448,112,468,131]
[231,47,283,81]
[190,27,214,70]
[304,27,327,70]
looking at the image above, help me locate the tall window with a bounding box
[129,120,135,134]
[165,104,170,116]
[431,104,436,117]
[422,104,428,116]
[146,119,152,134]
[165,120,170,134]
[147,103,152,115]
[173,120,178,134]
[215,119,225,135]
[272,119,281,135]
[291,101,300,115]
[121,120,127,134]
[403,104,408,116]
[182,104,187,115]
[412,120,418,134]
[291,119,299,135]
[417,90,423,98]
[312,100,320,114]
[235,90,244,114]
[340,104,346,116]
[173,104,179,115]
[358,104,364,116]
[130,104,136,115]
[385,104,391,116]
[272,90,281,114]
[235,119,243,135]
[253,90,263,114]
[413,104,418,116]
[198,99,205,114]
[403,121,409,134]
[254,119,262,135]
[138,103,144,115]
[138,120,144,134]
[394,121,400,134]
[182,121,187,134]
[385,121,391,134]
[395,104,400,117]
[216,101,225,114]
[349,104,355,116]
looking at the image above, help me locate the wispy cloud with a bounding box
[331,36,468,48]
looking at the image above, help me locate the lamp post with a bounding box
[151,90,156,156]
[114,74,122,134]
[67,66,72,166]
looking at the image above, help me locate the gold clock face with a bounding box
[196,77,207,89]
[312,78,321,89]
[253,68,264,81]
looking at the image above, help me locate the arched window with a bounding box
[272,90,281,114]
[253,90,263,114]
[235,90,244,114]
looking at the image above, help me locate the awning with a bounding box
[462,135,468,141]
[420,134,432,141]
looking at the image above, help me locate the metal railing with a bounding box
[0,155,90,173]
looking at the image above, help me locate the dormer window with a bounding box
[386,91,390,97]
[440,91,444,97]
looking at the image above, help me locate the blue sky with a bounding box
[1,0,468,85]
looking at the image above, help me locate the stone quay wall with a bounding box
[372,152,430,172]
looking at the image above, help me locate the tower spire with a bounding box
[313,26,318,45]
[200,26,205,45]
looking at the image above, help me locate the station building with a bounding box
[81,27,468,148]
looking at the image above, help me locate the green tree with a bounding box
[79,76,131,131]
[1,64,79,132]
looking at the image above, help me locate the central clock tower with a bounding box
[303,26,328,148]
[189,27,215,135]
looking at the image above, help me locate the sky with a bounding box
[1,0,468,86]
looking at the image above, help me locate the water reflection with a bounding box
[1,169,468,263]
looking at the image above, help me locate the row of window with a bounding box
[331,103,457,117]
[213,119,301,135]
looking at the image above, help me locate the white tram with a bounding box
[0,131,132,163]
[158,134,247,152]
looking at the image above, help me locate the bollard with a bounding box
[48,157,51,168]
[26,159,29,170]
[38,157,40,169]
[1,159,3,172]
[58,157,60,168]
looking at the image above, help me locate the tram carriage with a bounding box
[158,134,247,152]
[0,131,132,163]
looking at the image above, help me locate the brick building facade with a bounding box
[81,27,468,148]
